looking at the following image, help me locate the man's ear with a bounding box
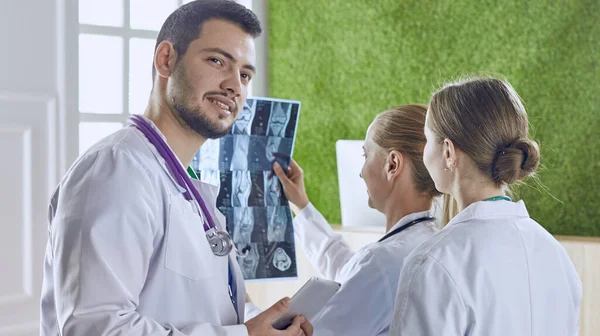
[386,150,404,181]
[154,41,178,79]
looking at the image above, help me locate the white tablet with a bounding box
[271,277,341,330]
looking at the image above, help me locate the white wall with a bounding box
[0,1,58,92]
[0,0,77,174]
[0,1,70,335]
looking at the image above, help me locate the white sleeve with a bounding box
[310,249,393,336]
[50,149,247,336]
[244,302,262,321]
[389,254,467,336]
[293,203,355,280]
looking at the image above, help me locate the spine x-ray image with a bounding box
[190,97,301,281]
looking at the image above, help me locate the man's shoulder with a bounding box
[87,126,155,160]
[74,127,157,170]
[61,127,162,187]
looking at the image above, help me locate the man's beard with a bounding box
[172,100,232,139]
[170,64,234,139]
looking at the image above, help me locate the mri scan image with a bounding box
[233,207,254,244]
[230,135,250,171]
[248,136,293,172]
[232,171,252,207]
[216,172,232,209]
[272,247,292,272]
[262,242,296,278]
[267,102,291,137]
[267,206,291,243]
[249,99,271,136]
[264,173,284,206]
[238,243,260,279]
[265,136,282,165]
[197,138,220,171]
[247,173,265,207]
[195,98,301,280]
[232,99,256,135]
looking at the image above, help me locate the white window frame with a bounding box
[75,0,187,158]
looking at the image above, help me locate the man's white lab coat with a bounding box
[40,120,248,335]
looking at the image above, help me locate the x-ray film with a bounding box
[191,97,300,281]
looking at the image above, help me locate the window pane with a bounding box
[130,0,178,31]
[129,38,155,114]
[79,0,124,27]
[236,0,252,9]
[79,34,124,114]
[79,122,124,154]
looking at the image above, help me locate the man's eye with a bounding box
[210,58,223,66]
[241,73,252,81]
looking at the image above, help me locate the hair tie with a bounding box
[520,147,528,169]
[491,145,510,182]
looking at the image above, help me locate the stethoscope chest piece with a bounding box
[206,228,234,256]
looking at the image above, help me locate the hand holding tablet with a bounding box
[271,277,341,330]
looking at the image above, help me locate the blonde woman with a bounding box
[390,77,582,335]
[274,104,442,335]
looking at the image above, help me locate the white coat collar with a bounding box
[387,209,435,234]
[446,199,530,227]
[131,115,219,197]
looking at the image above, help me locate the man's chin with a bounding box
[172,106,232,139]
[194,123,233,139]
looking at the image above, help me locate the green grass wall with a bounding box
[268,0,599,236]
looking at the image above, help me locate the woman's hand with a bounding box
[273,159,310,214]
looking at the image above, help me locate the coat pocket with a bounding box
[164,195,215,280]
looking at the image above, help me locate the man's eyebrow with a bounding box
[201,47,256,73]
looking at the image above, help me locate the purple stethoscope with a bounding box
[128,114,245,257]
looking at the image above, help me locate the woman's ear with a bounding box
[386,150,404,180]
[443,139,457,171]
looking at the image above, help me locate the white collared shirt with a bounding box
[389,200,582,336]
[40,119,248,336]
[294,204,438,336]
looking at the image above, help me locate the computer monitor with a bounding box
[335,140,386,228]
[335,139,443,229]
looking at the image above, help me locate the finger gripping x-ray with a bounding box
[192,97,301,281]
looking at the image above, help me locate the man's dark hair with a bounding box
[152,0,262,82]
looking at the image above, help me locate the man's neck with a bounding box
[144,99,205,167]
